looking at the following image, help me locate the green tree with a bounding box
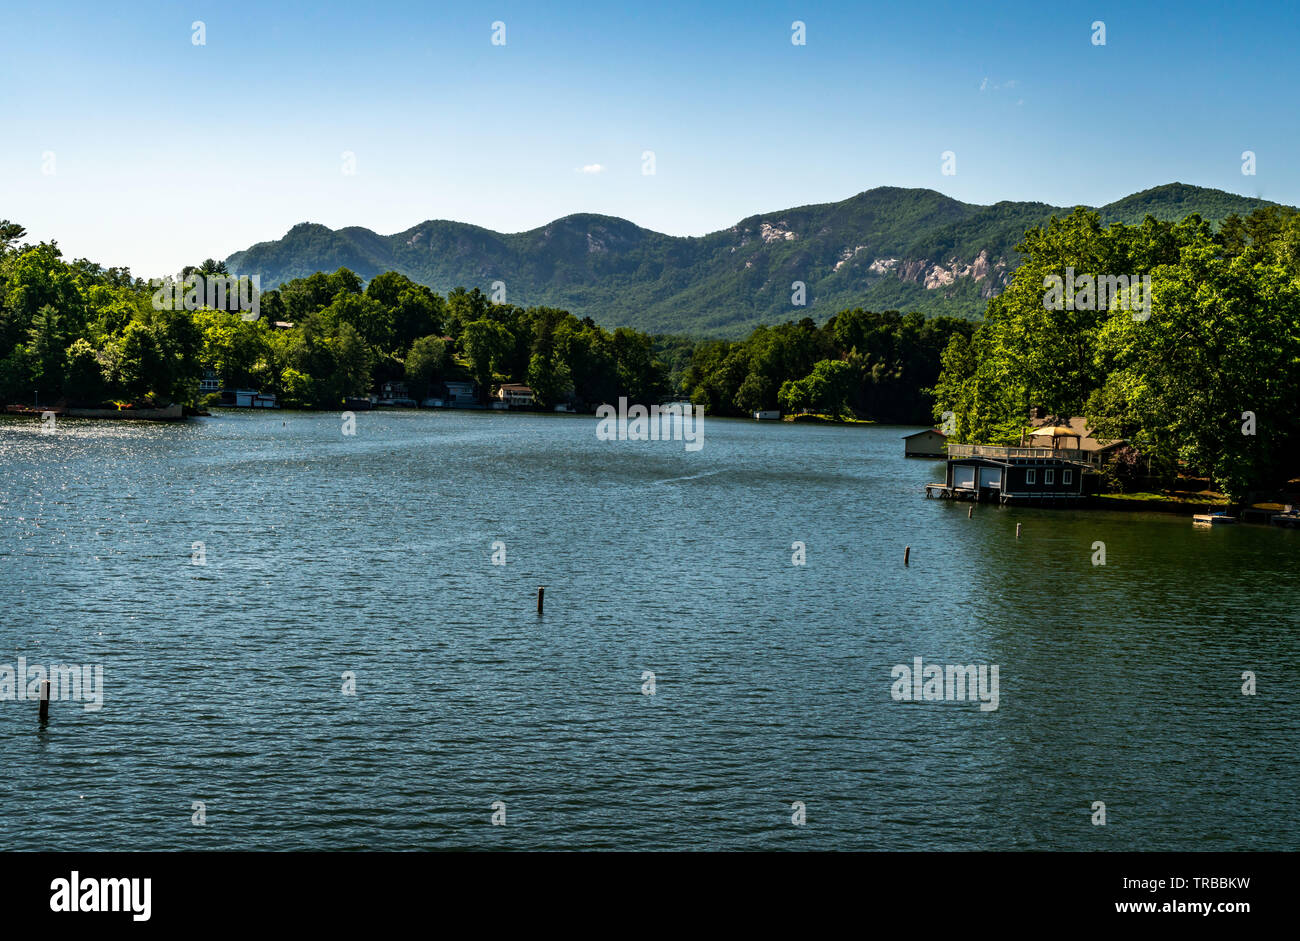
[330,322,374,402]
[26,305,67,396]
[0,220,27,252]
[63,337,108,405]
[612,327,666,402]
[405,335,451,400]
[527,351,573,407]
[117,320,162,401]
[462,319,511,397]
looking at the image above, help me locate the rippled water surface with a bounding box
[1,410,1297,850]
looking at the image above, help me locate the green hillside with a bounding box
[225,183,1279,337]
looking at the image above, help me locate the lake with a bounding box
[1,409,1296,850]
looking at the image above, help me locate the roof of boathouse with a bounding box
[1027,415,1125,452]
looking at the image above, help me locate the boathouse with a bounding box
[903,428,948,458]
[443,380,479,407]
[926,427,1100,505]
[496,383,536,407]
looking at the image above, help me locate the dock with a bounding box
[926,483,974,500]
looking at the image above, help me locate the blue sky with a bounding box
[1,0,1295,277]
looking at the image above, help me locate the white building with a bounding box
[496,384,535,407]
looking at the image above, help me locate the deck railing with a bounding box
[945,444,1101,466]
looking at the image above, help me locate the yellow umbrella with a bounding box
[1028,425,1080,448]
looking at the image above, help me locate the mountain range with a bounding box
[224,183,1280,337]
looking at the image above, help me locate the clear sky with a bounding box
[1,0,1295,278]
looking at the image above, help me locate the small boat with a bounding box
[1270,512,1300,529]
[1192,512,1237,525]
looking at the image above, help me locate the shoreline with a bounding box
[4,403,185,421]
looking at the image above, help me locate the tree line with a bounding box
[0,219,971,424]
[679,310,973,422]
[0,223,201,408]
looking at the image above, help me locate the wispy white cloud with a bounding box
[578,164,605,174]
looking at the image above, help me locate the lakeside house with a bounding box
[927,421,1111,505]
[232,389,278,408]
[496,383,536,407]
[378,380,417,407]
[420,379,480,408]
[903,428,948,457]
[442,380,479,407]
[1028,414,1126,460]
[199,367,278,409]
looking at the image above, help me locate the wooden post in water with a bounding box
[968,506,973,519]
[1016,523,1022,540]
[537,586,545,615]
[904,546,910,566]
[38,679,50,721]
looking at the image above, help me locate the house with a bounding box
[928,441,1099,505]
[232,389,278,408]
[903,428,947,457]
[443,381,479,407]
[378,380,416,406]
[199,367,222,394]
[496,383,535,407]
[1028,414,1126,460]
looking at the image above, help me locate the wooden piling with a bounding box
[968,506,973,519]
[1016,523,1022,539]
[537,586,545,614]
[38,679,49,721]
[904,546,910,566]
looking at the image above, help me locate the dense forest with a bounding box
[0,222,202,409]
[678,311,971,421]
[0,218,967,424]
[933,206,1300,498]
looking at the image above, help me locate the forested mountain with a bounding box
[225,183,1278,336]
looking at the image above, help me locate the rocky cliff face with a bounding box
[879,249,1009,298]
